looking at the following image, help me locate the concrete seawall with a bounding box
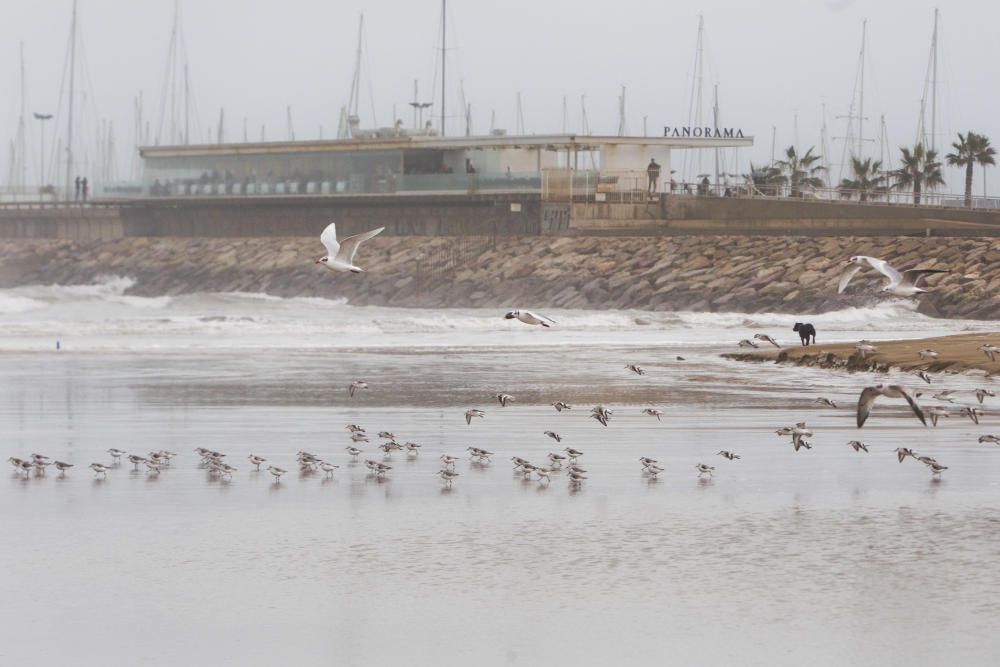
[2,235,1000,319]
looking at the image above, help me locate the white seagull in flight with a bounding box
[838,256,949,297]
[504,310,556,327]
[315,222,385,273]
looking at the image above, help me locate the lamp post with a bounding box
[33,112,53,192]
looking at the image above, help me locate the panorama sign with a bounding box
[663,126,745,138]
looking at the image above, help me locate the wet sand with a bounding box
[726,331,1000,374]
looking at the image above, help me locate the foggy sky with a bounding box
[2,0,998,192]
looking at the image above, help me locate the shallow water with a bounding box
[1,281,999,666]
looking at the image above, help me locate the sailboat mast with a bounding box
[858,19,866,160]
[713,85,720,188]
[440,0,446,136]
[930,8,938,151]
[184,64,190,145]
[65,0,77,199]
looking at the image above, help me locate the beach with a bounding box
[2,281,1000,666]
[726,331,1000,374]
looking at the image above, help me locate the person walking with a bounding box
[74,176,81,202]
[81,177,89,203]
[646,158,661,194]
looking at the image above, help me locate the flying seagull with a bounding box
[856,384,926,428]
[753,334,781,348]
[838,256,949,296]
[504,310,556,327]
[314,222,384,273]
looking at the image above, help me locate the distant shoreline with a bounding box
[723,332,1000,375]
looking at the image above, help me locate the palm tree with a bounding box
[893,143,945,205]
[744,162,784,196]
[838,156,888,202]
[946,131,996,208]
[774,146,825,197]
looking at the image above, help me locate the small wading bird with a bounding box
[737,339,759,348]
[591,405,613,427]
[248,454,266,470]
[54,460,74,474]
[978,434,1000,445]
[267,465,287,482]
[914,370,932,384]
[932,390,957,403]
[552,401,572,412]
[855,342,879,359]
[642,408,664,421]
[626,364,646,376]
[495,393,514,407]
[979,344,1000,362]
[349,380,368,398]
[857,385,926,428]
[926,461,948,477]
[814,397,837,409]
[314,221,384,273]
[504,310,556,328]
[838,255,950,296]
[960,406,983,425]
[917,348,939,360]
[465,409,485,425]
[926,406,950,427]
[695,463,715,478]
[89,463,109,478]
[440,455,459,469]
[107,448,126,463]
[895,447,917,463]
[753,333,781,348]
[439,469,459,486]
[544,431,561,443]
[717,450,741,460]
[976,388,996,404]
[846,440,869,453]
[346,446,362,459]
[563,447,584,462]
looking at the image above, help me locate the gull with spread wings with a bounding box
[314,222,385,273]
[856,384,927,428]
[838,256,949,297]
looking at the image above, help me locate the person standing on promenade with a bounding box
[647,158,661,194]
[74,176,81,202]
[81,177,89,203]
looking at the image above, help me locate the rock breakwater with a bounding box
[2,235,1000,318]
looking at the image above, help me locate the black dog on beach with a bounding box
[793,322,816,346]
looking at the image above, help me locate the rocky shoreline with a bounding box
[2,235,1000,318]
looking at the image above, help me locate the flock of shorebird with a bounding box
[7,245,994,487]
[741,331,1000,478]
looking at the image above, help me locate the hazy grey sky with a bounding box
[2,0,998,191]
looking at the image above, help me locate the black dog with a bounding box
[793,322,816,346]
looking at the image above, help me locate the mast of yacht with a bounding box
[440,0,446,135]
[617,86,626,137]
[916,8,939,150]
[15,42,28,191]
[683,15,705,182]
[835,20,870,184]
[64,0,78,199]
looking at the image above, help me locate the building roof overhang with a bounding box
[140,133,753,159]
